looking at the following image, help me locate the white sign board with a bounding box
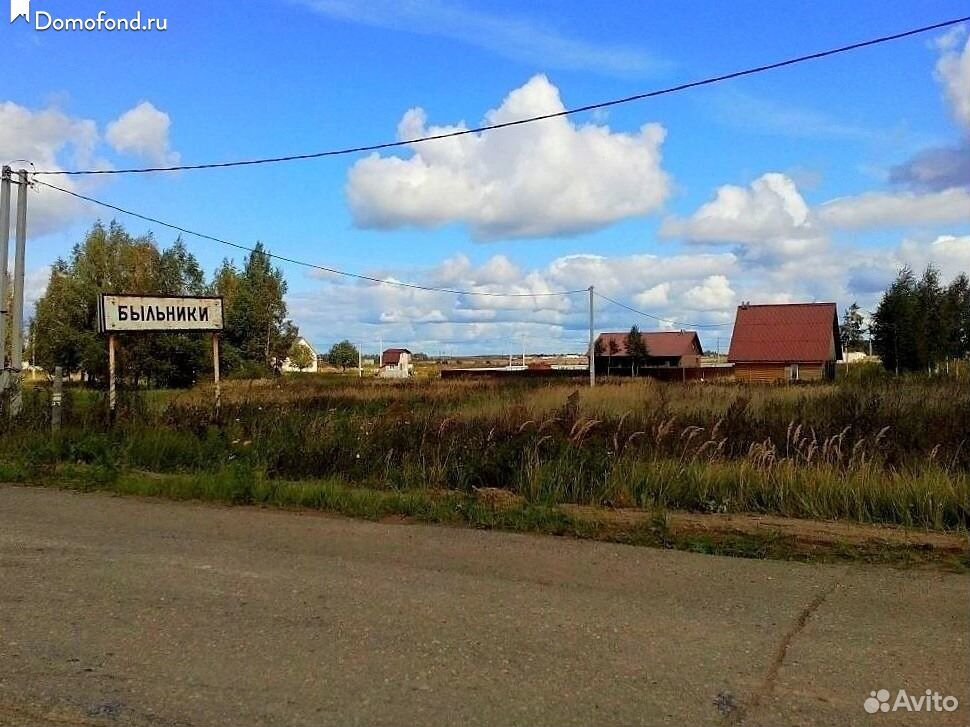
[99,294,223,333]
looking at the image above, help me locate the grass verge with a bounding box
[8,464,968,572]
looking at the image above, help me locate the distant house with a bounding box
[728,303,841,383]
[281,337,318,373]
[379,348,413,378]
[594,331,703,374]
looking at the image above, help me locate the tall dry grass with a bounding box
[5,375,970,529]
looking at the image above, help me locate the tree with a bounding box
[872,266,970,374]
[873,268,918,374]
[328,340,359,372]
[839,302,866,353]
[625,326,649,376]
[32,222,209,387]
[592,336,604,374]
[287,341,315,372]
[216,242,298,375]
[32,223,301,386]
[607,337,620,375]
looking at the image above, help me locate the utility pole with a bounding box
[10,169,27,417]
[0,167,11,395]
[357,343,362,378]
[588,286,595,388]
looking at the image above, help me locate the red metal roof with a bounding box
[381,348,410,365]
[596,331,702,358]
[727,303,840,363]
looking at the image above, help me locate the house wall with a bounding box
[733,363,787,383]
[281,340,318,373]
[734,362,830,383]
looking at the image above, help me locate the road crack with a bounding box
[729,576,842,725]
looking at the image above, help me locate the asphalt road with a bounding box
[1,485,967,727]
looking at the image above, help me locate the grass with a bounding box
[4,374,970,534]
[12,465,966,570]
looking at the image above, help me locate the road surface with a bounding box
[1,485,967,726]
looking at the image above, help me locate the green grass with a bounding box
[13,466,966,570]
[4,374,970,532]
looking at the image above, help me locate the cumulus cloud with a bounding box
[0,100,178,238]
[891,29,970,191]
[0,102,104,237]
[818,188,970,229]
[898,234,970,279]
[936,28,970,132]
[105,101,179,166]
[288,250,746,355]
[347,75,671,240]
[660,173,826,260]
[683,275,735,311]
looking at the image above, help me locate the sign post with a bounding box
[108,334,117,420]
[98,294,224,419]
[212,333,221,413]
[51,365,63,433]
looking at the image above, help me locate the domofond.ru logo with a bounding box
[9,0,167,31]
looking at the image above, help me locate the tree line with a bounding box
[844,266,970,374]
[31,221,299,387]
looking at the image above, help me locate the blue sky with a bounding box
[3,0,970,354]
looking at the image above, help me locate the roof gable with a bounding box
[727,303,841,363]
[382,348,411,365]
[596,331,702,358]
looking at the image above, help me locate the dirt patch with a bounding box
[560,504,969,558]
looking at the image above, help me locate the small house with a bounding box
[594,331,703,375]
[728,303,841,382]
[281,337,318,373]
[379,348,413,379]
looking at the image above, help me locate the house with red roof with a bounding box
[379,348,413,379]
[594,330,703,375]
[727,303,841,383]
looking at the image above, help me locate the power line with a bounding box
[594,291,733,329]
[32,16,969,177]
[32,179,586,299]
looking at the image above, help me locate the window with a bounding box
[789,363,799,381]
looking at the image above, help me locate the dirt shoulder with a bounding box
[558,501,969,567]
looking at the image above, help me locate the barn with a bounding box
[728,303,841,383]
[595,331,703,375]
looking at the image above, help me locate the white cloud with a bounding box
[298,0,666,77]
[935,28,970,132]
[683,275,734,311]
[633,283,669,308]
[347,75,671,240]
[660,173,826,260]
[818,188,970,230]
[106,101,179,166]
[0,100,179,237]
[288,249,746,355]
[0,102,105,237]
[898,234,970,279]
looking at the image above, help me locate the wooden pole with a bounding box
[51,366,62,433]
[212,333,221,414]
[588,286,595,388]
[108,334,117,421]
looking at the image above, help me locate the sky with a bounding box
[3,0,970,356]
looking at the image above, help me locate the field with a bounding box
[4,371,970,563]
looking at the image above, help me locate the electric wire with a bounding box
[594,291,733,329]
[31,179,587,298]
[31,15,969,177]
